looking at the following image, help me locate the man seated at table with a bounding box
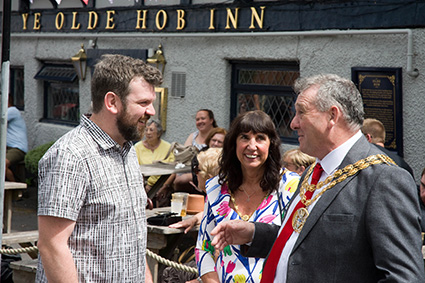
[5,94,28,182]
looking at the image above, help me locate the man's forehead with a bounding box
[297,84,321,103]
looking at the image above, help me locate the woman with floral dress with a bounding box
[196,110,300,283]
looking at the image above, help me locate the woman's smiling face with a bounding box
[236,131,270,171]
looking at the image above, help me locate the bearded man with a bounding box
[36,54,162,283]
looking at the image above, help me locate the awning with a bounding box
[34,65,77,82]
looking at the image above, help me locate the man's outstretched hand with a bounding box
[211,220,255,251]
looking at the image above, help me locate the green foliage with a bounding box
[25,141,55,176]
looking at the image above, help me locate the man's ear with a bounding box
[104,92,120,114]
[365,133,372,143]
[328,105,340,126]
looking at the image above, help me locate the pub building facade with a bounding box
[3,0,425,180]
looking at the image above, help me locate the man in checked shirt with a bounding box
[36,54,162,283]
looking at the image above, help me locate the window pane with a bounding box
[238,69,299,86]
[10,67,24,110]
[46,81,79,123]
[231,61,299,142]
[237,93,296,138]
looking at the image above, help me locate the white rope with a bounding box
[146,249,198,275]
[0,246,198,275]
[0,246,38,255]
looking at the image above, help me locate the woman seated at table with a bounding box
[184,109,218,150]
[196,110,300,283]
[173,109,218,194]
[134,119,175,192]
[189,127,227,190]
[156,128,227,207]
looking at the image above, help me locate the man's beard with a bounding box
[116,105,148,142]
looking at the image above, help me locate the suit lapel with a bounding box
[291,136,372,252]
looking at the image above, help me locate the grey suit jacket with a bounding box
[244,136,425,282]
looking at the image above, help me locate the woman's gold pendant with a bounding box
[241,215,250,221]
[292,207,309,233]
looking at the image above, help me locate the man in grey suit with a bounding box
[211,74,425,282]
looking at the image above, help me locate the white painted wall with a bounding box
[9,29,425,180]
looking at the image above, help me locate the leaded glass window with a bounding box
[231,61,299,143]
[35,63,80,125]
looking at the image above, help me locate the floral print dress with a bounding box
[196,170,299,283]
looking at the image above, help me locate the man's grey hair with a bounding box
[147,119,163,137]
[294,74,364,131]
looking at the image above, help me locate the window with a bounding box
[10,66,25,110]
[34,64,79,125]
[230,61,300,143]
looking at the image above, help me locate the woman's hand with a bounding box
[169,215,198,233]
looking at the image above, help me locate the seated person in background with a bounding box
[190,127,227,190]
[184,109,218,151]
[204,127,227,149]
[173,119,223,194]
[158,127,227,204]
[6,94,28,181]
[134,119,175,192]
[169,147,223,234]
[282,148,315,176]
[361,118,414,177]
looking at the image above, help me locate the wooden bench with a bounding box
[2,230,38,245]
[2,230,39,259]
[4,182,28,233]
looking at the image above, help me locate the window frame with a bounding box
[230,60,300,144]
[35,63,80,126]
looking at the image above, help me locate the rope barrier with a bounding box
[0,246,198,275]
[146,249,198,275]
[0,246,38,255]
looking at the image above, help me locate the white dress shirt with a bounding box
[274,130,363,282]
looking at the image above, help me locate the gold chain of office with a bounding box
[299,154,396,207]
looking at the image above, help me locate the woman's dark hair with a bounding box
[218,110,282,194]
[198,109,218,128]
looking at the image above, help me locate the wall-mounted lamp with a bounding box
[147,44,166,74]
[71,44,87,81]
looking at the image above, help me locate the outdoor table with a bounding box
[4,181,27,233]
[146,206,199,283]
[140,163,192,199]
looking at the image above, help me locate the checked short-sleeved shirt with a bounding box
[36,115,148,283]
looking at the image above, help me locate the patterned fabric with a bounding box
[196,171,299,283]
[36,115,148,283]
[191,130,207,151]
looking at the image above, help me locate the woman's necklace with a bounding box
[239,187,257,202]
[229,190,268,221]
